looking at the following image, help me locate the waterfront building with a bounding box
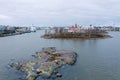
[29,27,36,32]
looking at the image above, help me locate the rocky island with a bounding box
[9,47,77,80]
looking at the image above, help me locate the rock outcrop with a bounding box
[9,47,77,80]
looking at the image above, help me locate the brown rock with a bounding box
[36,69,42,74]
[56,73,62,78]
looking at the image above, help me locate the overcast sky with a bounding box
[0,0,120,26]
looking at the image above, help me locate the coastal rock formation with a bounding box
[9,47,77,80]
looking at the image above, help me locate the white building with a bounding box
[29,27,36,32]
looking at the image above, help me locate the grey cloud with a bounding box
[0,0,120,26]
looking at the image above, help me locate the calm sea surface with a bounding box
[0,30,120,80]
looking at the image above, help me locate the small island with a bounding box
[42,25,112,39]
[42,32,111,39]
[9,47,77,80]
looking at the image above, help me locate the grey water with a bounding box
[0,30,120,80]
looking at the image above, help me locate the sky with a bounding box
[0,0,120,26]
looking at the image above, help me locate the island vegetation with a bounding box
[42,25,112,39]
